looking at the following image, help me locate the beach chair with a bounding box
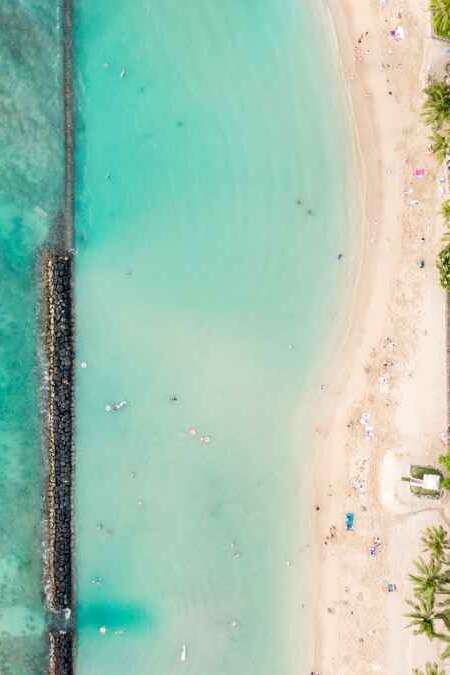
[345,512,355,531]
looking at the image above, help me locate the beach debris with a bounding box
[200,435,212,444]
[180,644,187,662]
[105,400,128,412]
[324,524,337,545]
[352,477,367,495]
[345,512,355,531]
[413,167,426,178]
[80,361,88,369]
[409,199,420,207]
[230,619,240,629]
[390,26,405,41]
[378,375,390,392]
[99,626,107,635]
[369,536,381,558]
[384,336,398,351]
[360,412,374,440]
[187,426,197,436]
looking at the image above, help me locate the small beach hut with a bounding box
[402,465,442,498]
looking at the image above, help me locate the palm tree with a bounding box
[406,597,442,639]
[440,636,450,659]
[438,245,450,291]
[442,200,450,224]
[413,663,445,675]
[430,130,450,162]
[423,78,450,128]
[422,526,450,562]
[409,557,449,602]
[431,0,450,39]
[439,451,450,474]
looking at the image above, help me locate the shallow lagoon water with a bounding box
[0,1,63,672]
[73,1,356,673]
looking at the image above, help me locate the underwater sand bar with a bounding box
[44,253,74,675]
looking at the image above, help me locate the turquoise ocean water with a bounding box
[74,2,356,674]
[0,0,356,673]
[0,1,63,672]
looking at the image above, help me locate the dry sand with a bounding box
[311,0,450,672]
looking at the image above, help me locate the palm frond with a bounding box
[423,78,450,128]
[431,0,450,39]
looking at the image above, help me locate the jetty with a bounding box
[44,253,74,675]
[43,0,75,673]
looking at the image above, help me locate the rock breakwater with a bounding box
[43,252,74,675]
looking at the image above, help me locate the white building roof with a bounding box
[422,474,441,491]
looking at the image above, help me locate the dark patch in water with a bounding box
[77,602,153,632]
[0,1,64,673]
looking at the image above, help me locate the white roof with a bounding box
[422,474,441,491]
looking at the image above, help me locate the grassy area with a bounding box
[431,0,450,39]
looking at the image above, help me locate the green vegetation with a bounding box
[442,200,450,223]
[421,76,450,289]
[431,130,450,163]
[408,16,450,674]
[402,465,444,497]
[422,526,450,560]
[438,244,450,289]
[407,526,450,664]
[413,663,446,675]
[431,0,450,39]
[441,200,450,244]
[438,451,450,490]
[410,557,448,600]
[439,450,450,474]
[423,79,450,127]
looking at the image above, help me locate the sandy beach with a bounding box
[311,0,449,672]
